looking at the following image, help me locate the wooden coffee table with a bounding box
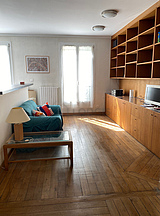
[3,131,73,171]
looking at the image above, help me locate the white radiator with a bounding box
[39,87,59,105]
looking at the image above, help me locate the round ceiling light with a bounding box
[92,25,106,31]
[101,9,118,18]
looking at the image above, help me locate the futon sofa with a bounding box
[19,100,63,132]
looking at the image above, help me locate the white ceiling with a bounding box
[0,0,158,36]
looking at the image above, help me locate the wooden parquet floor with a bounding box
[0,115,160,216]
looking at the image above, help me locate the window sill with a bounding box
[0,83,33,95]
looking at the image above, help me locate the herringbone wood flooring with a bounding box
[0,115,160,215]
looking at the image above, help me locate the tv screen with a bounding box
[144,85,160,106]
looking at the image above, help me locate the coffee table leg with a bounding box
[70,141,73,167]
[3,146,8,171]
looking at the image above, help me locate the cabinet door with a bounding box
[105,94,108,115]
[119,100,131,133]
[105,94,110,116]
[131,103,142,118]
[115,98,122,125]
[105,94,112,117]
[106,94,122,124]
[130,104,143,142]
[151,112,160,158]
[112,96,118,123]
[131,114,141,142]
[117,99,123,127]
[140,109,153,150]
[123,101,131,133]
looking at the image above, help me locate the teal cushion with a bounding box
[19,100,37,116]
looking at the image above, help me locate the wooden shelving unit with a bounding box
[110,2,160,79]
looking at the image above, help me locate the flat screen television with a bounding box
[144,85,160,106]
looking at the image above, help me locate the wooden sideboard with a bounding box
[105,94,160,158]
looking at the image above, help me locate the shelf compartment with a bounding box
[153,62,160,78]
[126,64,136,77]
[156,7,160,25]
[110,68,116,77]
[111,49,117,58]
[118,34,126,45]
[138,34,154,49]
[138,44,153,51]
[138,28,154,38]
[117,55,125,67]
[126,53,137,63]
[127,41,137,53]
[154,44,160,61]
[137,64,152,78]
[117,68,125,77]
[127,35,138,43]
[117,46,125,54]
[139,17,155,34]
[111,38,117,48]
[155,27,160,43]
[111,59,117,68]
[127,25,138,40]
[137,49,153,63]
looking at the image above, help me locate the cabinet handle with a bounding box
[135,119,137,120]
[151,114,153,116]
[135,108,137,110]
[154,115,157,117]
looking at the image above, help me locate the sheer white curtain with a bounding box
[79,46,93,104]
[0,42,13,89]
[62,45,94,112]
[62,46,77,105]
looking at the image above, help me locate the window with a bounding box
[61,45,94,111]
[0,42,13,89]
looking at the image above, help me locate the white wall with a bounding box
[0,35,119,113]
[0,88,28,165]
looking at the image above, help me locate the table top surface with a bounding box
[6,131,72,145]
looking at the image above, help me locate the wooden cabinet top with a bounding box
[106,93,160,115]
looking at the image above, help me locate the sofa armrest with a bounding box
[49,105,62,115]
[50,105,63,127]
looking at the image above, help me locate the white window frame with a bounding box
[60,42,95,108]
[0,41,14,87]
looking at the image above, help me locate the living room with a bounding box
[0,0,160,215]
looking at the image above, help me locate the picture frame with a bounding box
[25,56,50,74]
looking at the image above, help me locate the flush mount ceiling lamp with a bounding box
[92,25,106,31]
[101,9,118,18]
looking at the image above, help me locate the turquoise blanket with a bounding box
[19,100,63,132]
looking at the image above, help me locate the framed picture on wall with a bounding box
[25,56,50,73]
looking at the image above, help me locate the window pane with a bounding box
[78,46,93,102]
[0,44,12,88]
[62,46,77,104]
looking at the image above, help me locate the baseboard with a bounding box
[62,112,105,116]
